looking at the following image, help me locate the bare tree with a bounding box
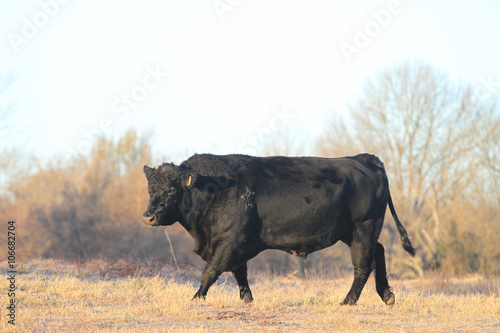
[318,61,499,275]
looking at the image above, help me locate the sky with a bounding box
[1,0,499,165]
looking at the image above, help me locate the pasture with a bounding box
[1,259,499,332]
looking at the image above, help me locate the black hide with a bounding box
[142,153,415,305]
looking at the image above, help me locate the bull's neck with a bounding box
[177,189,214,261]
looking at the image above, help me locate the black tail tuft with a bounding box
[402,236,416,257]
[388,192,416,257]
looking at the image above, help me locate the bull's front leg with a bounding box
[192,244,233,301]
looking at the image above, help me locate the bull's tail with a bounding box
[388,192,416,257]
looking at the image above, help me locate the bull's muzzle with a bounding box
[143,214,158,226]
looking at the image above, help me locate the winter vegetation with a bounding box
[1,61,499,331]
[2,62,498,277]
[0,259,499,332]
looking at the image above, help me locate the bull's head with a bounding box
[142,164,196,226]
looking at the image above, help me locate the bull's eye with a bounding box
[168,187,178,196]
[152,196,163,207]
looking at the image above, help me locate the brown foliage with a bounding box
[2,130,178,262]
[1,62,498,277]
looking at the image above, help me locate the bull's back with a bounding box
[182,153,388,252]
[245,155,388,252]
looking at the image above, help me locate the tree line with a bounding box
[1,61,499,276]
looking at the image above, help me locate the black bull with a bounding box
[142,153,415,306]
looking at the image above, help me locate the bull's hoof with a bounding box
[242,293,253,304]
[340,295,357,306]
[192,292,206,301]
[383,288,395,307]
[240,287,254,304]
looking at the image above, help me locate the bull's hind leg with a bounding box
[341,221,377,305]
[375,242,395,306]
[232,262,253,303]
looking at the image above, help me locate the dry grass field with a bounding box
[1,259,499,332]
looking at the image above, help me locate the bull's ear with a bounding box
[143,165,155,179]
[182,171,199,188]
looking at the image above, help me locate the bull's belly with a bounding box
[258,205,351,258]
[270,233,342,259]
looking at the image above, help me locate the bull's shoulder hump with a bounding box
[180,154,253,176]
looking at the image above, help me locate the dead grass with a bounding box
[1,259,499,332]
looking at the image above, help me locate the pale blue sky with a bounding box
[1,0,499,164]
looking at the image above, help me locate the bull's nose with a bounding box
[143,214,157,226]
